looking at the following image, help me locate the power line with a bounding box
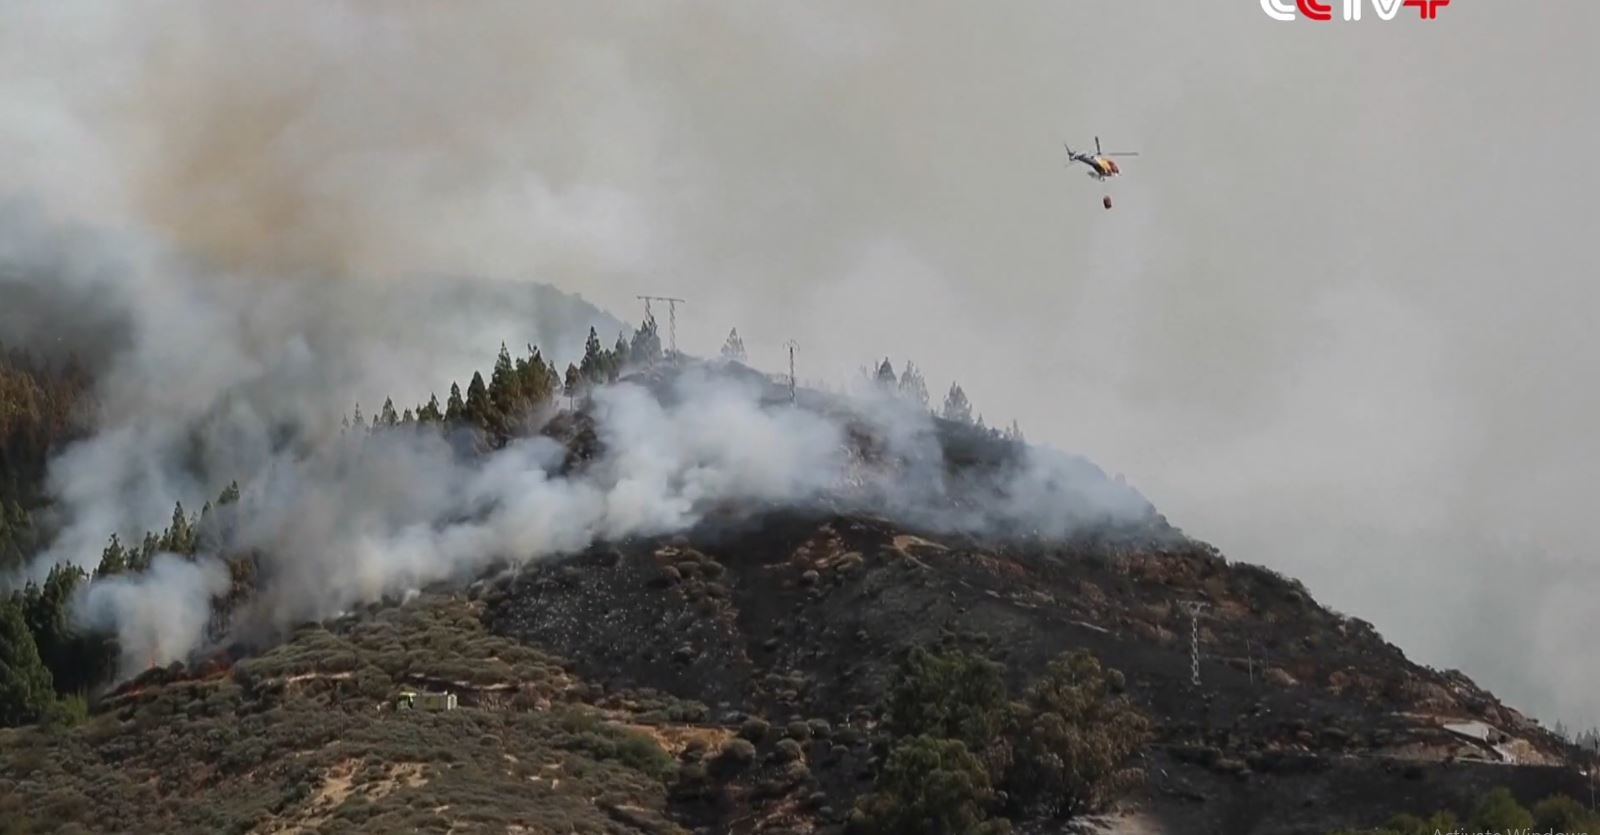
[636,296,686,355]
[1178,600,1209,687]
[777,337,796,403]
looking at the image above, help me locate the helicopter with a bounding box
[1064,136,1139,182]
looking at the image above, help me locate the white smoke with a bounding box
[73,555,232,673]
[840,385,1160,540]
[69,354,1155,674]
[0,195,621,573]
[218,369,855,641]
[0,209,1153,675]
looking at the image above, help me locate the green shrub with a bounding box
[610,732,675,782]
[870,646,1150,829]
[1471,787,1533,832]
[1004,651,1150,819]
[774,739,804,763]
[42,693,88,729]
[853,736,1010,835]
[713,738,758,775]
[738,717,770,742]
[882,647,1011,771]
[1533,794,1600,833]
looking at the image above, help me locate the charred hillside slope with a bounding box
[2,358,1591,835]
[481,507,1585,834]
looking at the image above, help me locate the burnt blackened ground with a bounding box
[485,511,1585,835]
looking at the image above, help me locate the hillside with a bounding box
[2,358,1595,835]
[481,507,1588,834]
[4,507,1589,834]
[2,597,689,834]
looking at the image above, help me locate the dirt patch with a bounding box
[273,759,429,834]
[277,759,358,833]
[621,722,734,759]
[372,762,427,800]
[890,534,948,555]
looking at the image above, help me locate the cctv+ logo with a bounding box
[1261,0,1451,21]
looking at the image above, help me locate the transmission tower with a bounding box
[783,339,799,403]
[1178,600,1209,687]
[636,296,686,355]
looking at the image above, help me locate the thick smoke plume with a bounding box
[220,371,857,641]
[75,556,232,675]
[2,201,620,578]
[4,207,1153,677]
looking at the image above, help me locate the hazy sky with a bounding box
[3,1,1598,725]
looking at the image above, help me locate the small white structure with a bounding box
[395,689,457,711]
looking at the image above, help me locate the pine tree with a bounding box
[610,333,629,381]
[875,358,897,389]
[195,481,241,556]
[0,597,53,727]
[160,502,195,554]
[445,383,465,423]
[0,519,14,577]
[720,328,748,363]
[579,327,605,384]
[417,394,443,423]
[520,346,556,408]
[630,317,662,366]
[351,403,364,429]
[379,397,400,428]
[898,361,929,407]
[25,565,84,661]
[0,502,34,577]
[26,564,111,696]
[401,408,414,425]
[564,363,581,409]
[131,532,159,573]
[465,372,492,430]
[95,534,128,578]
[489,342,518,422]
[942,383,973,424]
[1004,419,1024,443]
